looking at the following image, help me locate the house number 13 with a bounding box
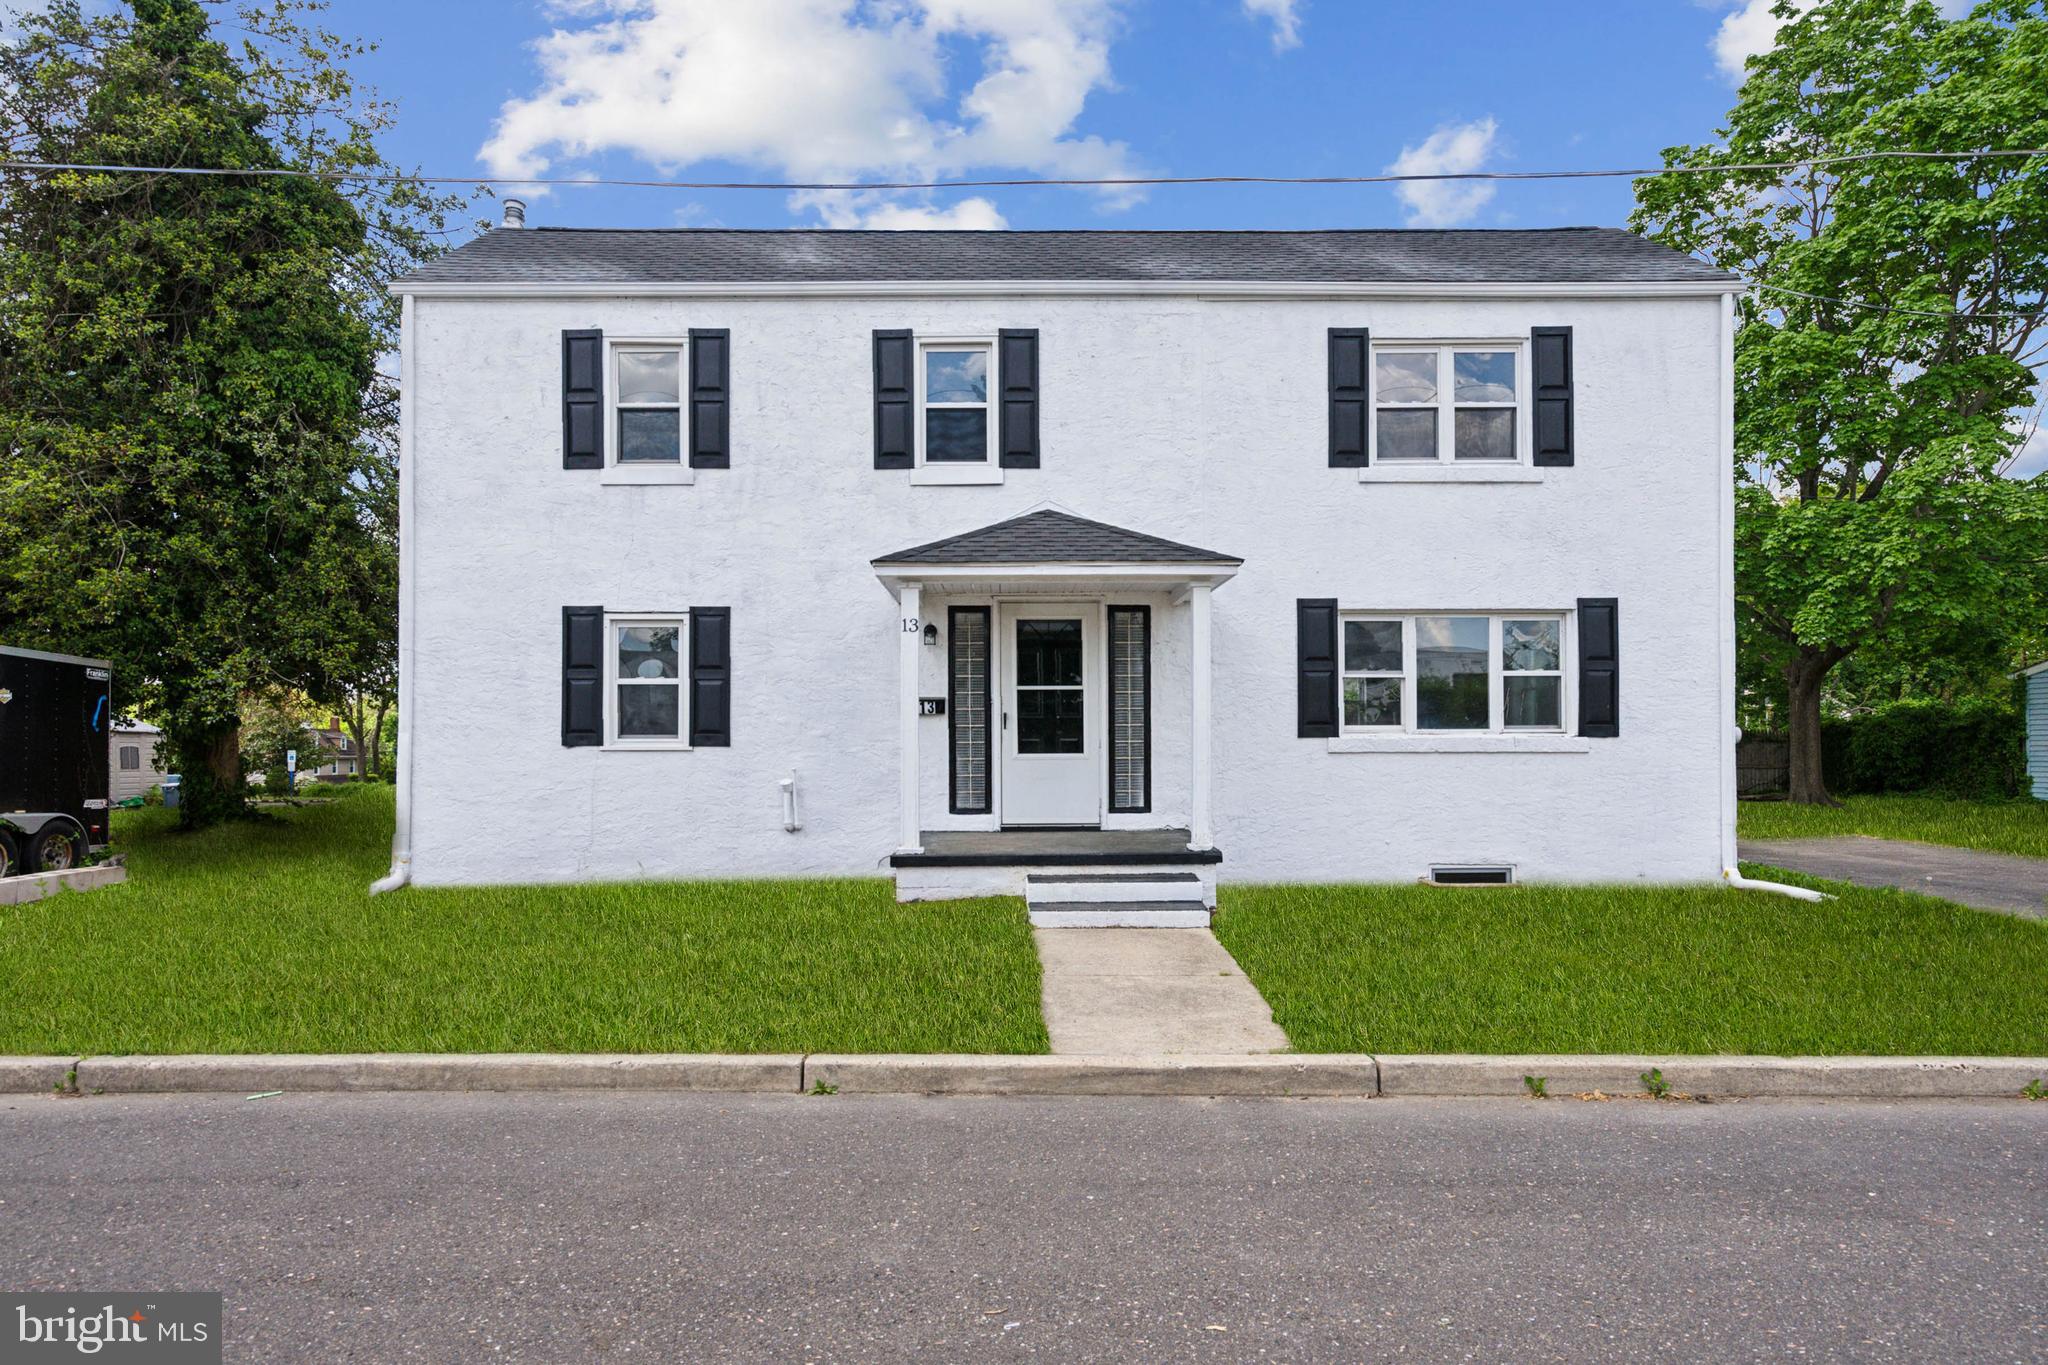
[902,617,919,633]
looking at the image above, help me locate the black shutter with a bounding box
[1578,597,1618,737]
[1532,326,1574,467]
[689,607,731,747]
[998,328,1040,468]
[1297,598,1340,738]
[873,329,913,469]
[563,330,604,469]
[562,605,603,746]
[1328,328,1369,467]
[688,328,729,469]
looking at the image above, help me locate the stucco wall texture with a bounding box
[405,291,1729,887]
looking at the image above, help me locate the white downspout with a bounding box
[1712,289,1825,905]
[371,291,418,895]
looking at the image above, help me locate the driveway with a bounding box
[1740,836,2048,918]
[4,1092,2046,1360]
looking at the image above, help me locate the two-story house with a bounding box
[381,216,1740,925]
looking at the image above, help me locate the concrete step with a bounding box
[1026,900,1212,929]
[1025,872,1205,905]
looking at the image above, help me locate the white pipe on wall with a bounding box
[370,292,418,896]
[1723,867,1829,902]
[781,773,802,832]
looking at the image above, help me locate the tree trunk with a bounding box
[172,722,248,827]
[369,700,391,780]
[1784,650,1840,807]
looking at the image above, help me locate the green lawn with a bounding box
[1213,872,2048,1056]
[1739,794,2048,859]
[0,786,1047,1056]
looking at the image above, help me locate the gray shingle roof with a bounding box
[399,227,1732,287]
[874,510,1241,567]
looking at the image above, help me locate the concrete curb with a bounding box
[807,1054,1380,1096]
[0,1053,2040,1099]
[72,1053,804,1094]
[0,1057,79,1093]
[1377,1054,2048,1099]
[0,861,126,906]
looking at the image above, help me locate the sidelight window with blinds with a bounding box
[1108,606,1150,813]
[948,607,991,814]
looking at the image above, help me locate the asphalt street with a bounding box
[2,1092,2043,1361]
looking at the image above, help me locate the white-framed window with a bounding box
[1372,342,1524,464]
[610,341,685,465]
[605,613,688,747]
[916,338,993,465]
[1341,612,1567,733]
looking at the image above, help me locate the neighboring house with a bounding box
[2024,661,2048,800]
[307,721,359,782]
[382,216,1742,916]
[109,720,167,802]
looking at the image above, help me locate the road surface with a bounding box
[2,1092,2043,1360]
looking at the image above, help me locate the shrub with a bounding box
[1820,696,2025,799]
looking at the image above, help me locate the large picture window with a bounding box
[605,614,687,745]
[1373,343,1523,464]
[1342,612,1565,733]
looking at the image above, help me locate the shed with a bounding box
[109,721,168,802]
[2026,662,2048,800]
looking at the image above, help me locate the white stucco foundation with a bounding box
[397,286,1732,890]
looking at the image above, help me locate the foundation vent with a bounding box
[1428,865,1514,887]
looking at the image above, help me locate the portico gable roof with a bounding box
[872,509,1241,574]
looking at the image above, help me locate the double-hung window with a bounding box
[605,614,688,746]
[1374,343,1523,463]
[1342,613,1566,733]
[612,343,684,464]
[918,340,993,464]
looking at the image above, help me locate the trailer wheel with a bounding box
[27,825,80,873]
[0,831,16,879]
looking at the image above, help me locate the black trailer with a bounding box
[0,645,113,876]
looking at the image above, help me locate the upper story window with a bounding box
[613,343,684,464]
[1373,343,1523,464]
[606,614,689,747]
[1342,612,1565,733]
[918,340,993,464]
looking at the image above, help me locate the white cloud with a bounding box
[1710,0,1970,82]
[1241,0,1301,51]
[1385,117,1499,228]
[797,191,1009,229]
[481,0,1135,227]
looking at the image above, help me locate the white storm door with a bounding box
[999,606,1099,826]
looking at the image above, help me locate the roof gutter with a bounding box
[390,278,1741,301]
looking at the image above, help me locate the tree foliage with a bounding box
[0,0,460,824]
[1632,0,2048,802]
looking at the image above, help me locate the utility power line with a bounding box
[3,150,2041,325]
[0,147,2044,192]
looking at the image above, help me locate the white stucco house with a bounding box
[379,216,1742,923]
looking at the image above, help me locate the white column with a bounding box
[1188,582,1214,851]
[897,583,924,854]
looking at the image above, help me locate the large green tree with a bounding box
[1633,0,2048,803]
[0,0,458,824]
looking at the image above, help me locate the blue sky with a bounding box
[343,0,1765,234]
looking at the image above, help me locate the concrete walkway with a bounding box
[1741,836,2048,919]
[1033,927,1289,1055]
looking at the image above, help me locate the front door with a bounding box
[999,605,1098,826]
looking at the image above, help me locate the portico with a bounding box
[872,510,1241,901]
